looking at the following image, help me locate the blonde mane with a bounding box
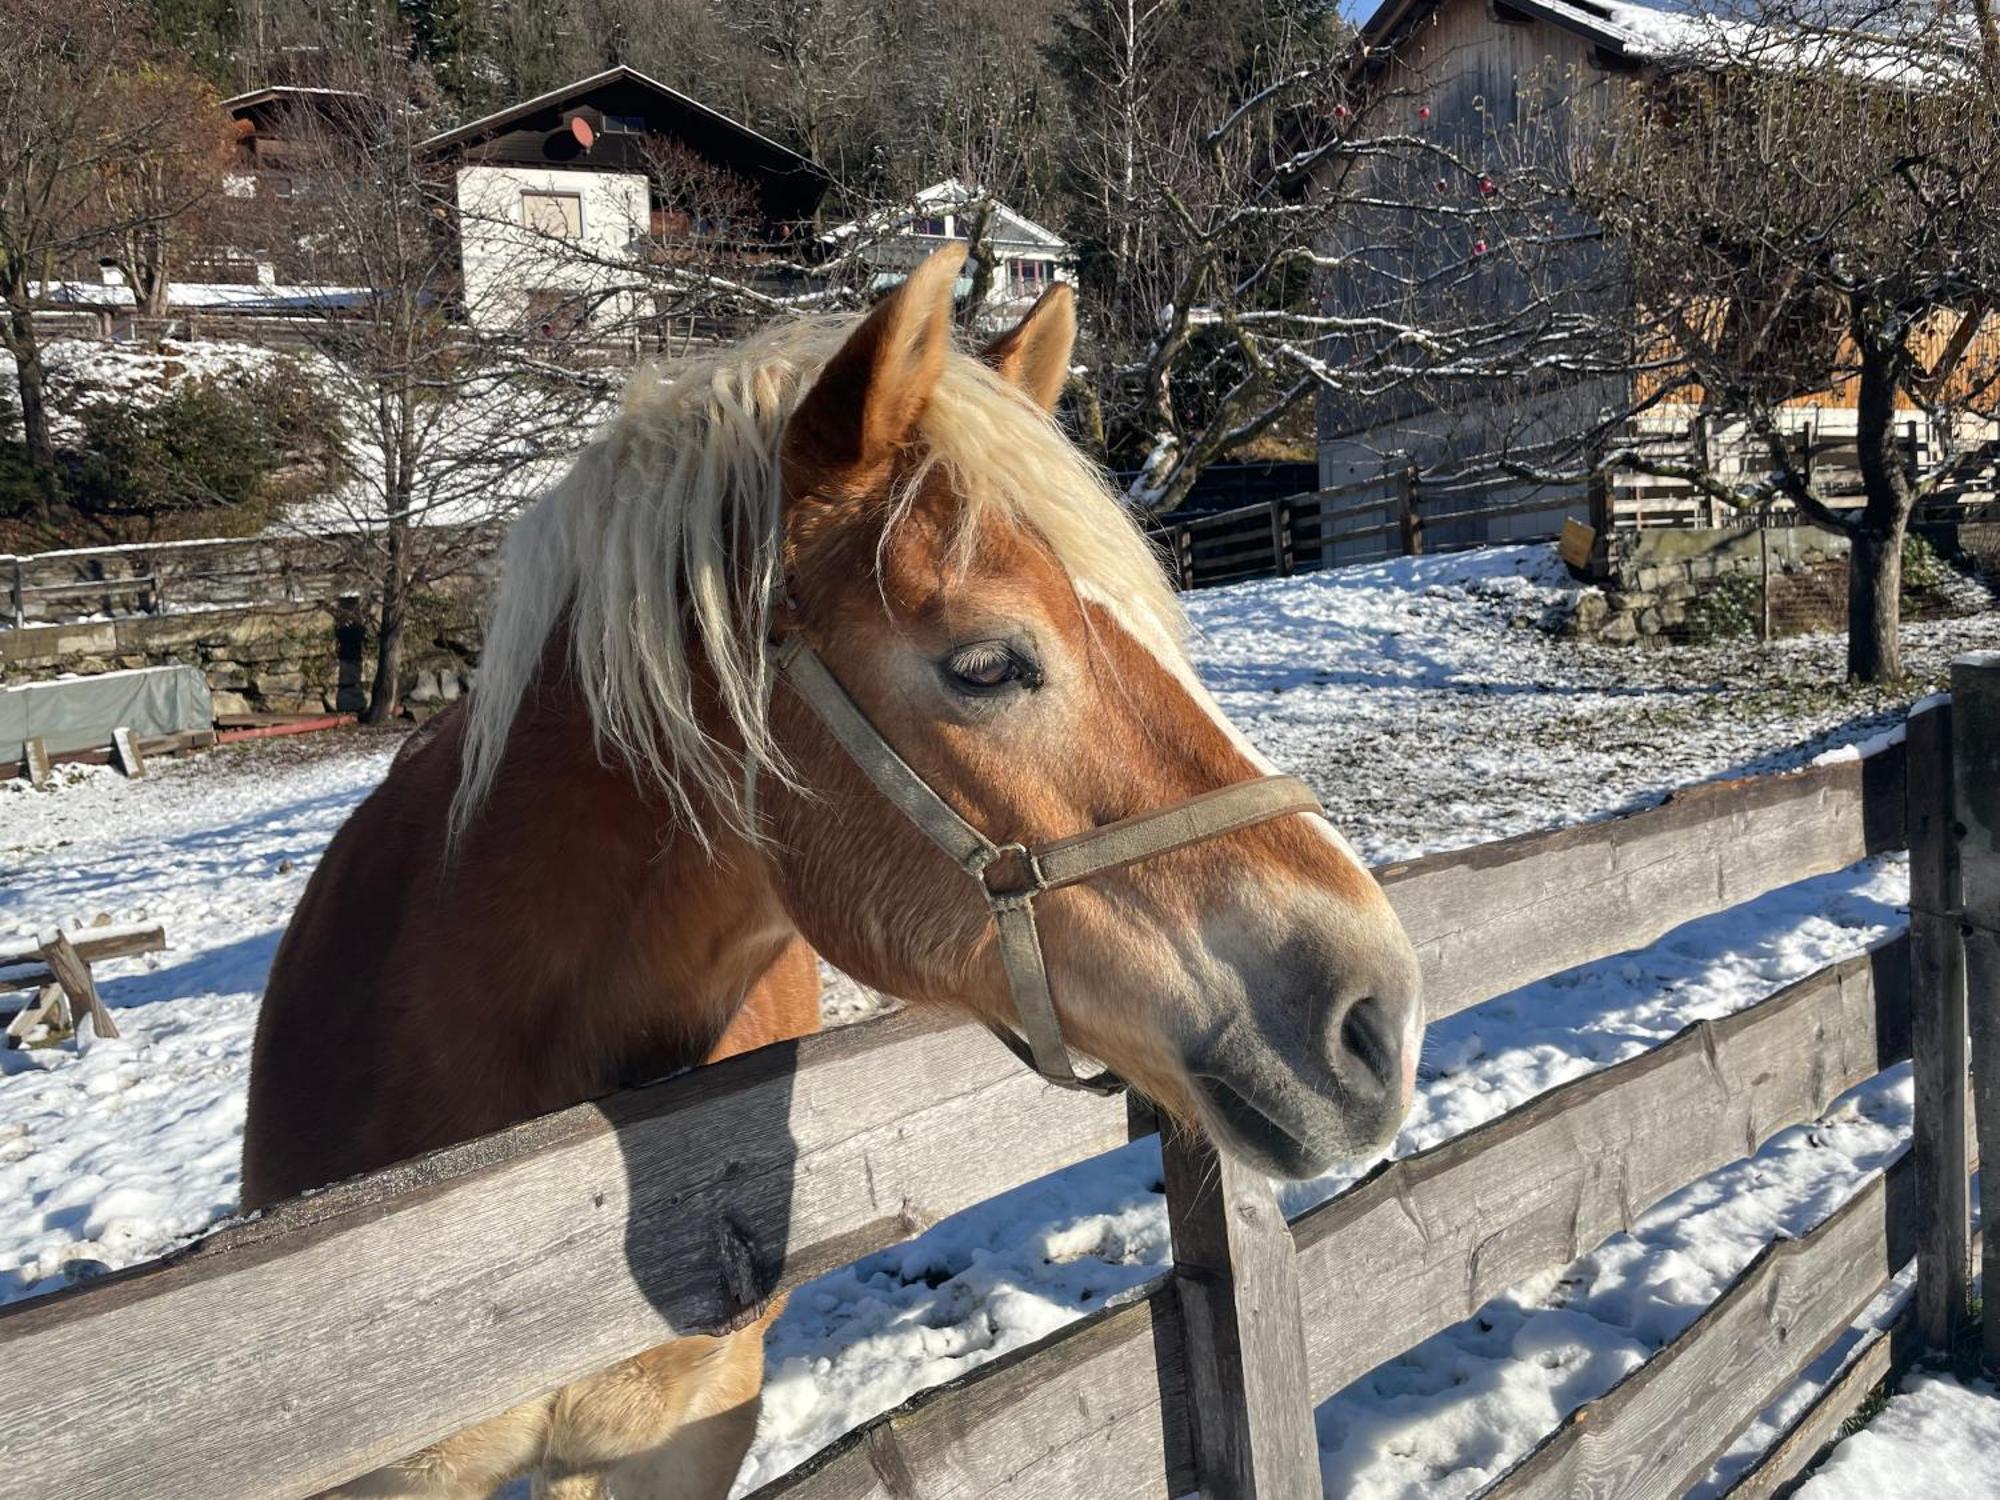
[452,315,1185,841]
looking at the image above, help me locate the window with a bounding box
[1009,259,1053,295]
[603,113,646,134]
[911,213,950,237]
[521,190,584,238]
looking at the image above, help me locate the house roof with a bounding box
[1355,0,1704,64]
[417,65,818,176]
[1356,0,1971,78]
[221,85,366,117]
[825,179,1070,250]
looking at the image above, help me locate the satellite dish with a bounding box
[570,116,595,150]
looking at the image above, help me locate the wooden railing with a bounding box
[1,668,1992,1500]
[2,525,502,630]
[1146,469,1601,591]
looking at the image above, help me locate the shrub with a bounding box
[71,357,340,530]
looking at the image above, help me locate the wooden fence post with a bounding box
[9,556,23,629]
[1396,463,1423,557]
[1273,500,1295,578]
[1952,652,2000,1369]
[37,930,120,1042]
[1908,698,1970,1355]
[1178,527,1196,591]
[1161,1131,1320,1499]
[1587,465,1614,579]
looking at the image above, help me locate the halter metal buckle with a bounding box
[970,842,1047,902]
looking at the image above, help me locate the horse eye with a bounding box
[946,642,1037,694]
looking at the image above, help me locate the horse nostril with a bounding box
[1338,997,1397,1091]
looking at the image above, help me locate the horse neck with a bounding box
[449,664,796,1086]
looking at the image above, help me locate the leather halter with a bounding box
[773,635,1324,1095]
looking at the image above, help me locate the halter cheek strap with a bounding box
[772,636,1323,1095]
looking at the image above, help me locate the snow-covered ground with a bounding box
[3,544,1995,1495]
[1798,1372,2000,1499]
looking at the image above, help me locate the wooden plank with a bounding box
[37,930,119,1043]
[23,736,49,787]
[1722,1309,1908,1500]
[4,729,214,781]
[1481,1156,1914,1500]
[1162,1133,1319,1499]
[1951,651,2000,1368]
[1292,942,1907,1399]
[1725,1226,1984,1500]
[0,924,168,980]
[110,726,146,779]
[752,1289,1192,1500]
[1905,699,1971,1353]
[5,985,65,1048]
[0,1008,1132,1500]
[1380,748,1907,1021]
[0,924,166,994]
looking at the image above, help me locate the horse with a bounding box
[242,244,1424,1499]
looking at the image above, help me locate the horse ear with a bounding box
[785,244,967,486]
[977,282,1076,413]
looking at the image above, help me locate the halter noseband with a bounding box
[773,635,1323,1096]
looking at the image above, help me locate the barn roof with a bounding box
[418,65,821,180]
[1355,0,1721,65]
[1356,0,1974,79]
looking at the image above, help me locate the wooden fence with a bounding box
[3,525,502,630]
[0,664,1991,1499]
[1144,468,1598,591]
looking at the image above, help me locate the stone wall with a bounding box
[0,593,483,718]
[1562,521,1997,644]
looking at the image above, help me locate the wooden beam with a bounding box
[1161,1132,1320,1499]
[752,1291,1192,1500]
[1951,652,2000,1369]
[5,985,66,1048]
[37,931,119,1042]
[1380,747,1906,1021]
[23,737,49,788]
[0,924,168,990]
[0,1010,1132,1500]
[1484,1156,1914,1500]
[110,727,146,779]
[1724,1317,1906,1500]
[1724,1228,1983,1500]
[1906,699,1971,1354]
[1291,942,1906,1398]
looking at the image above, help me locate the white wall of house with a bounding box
[455,164,649,332]
[833,183,1073,330]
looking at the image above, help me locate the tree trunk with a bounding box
[363,519,409,724]
[1847,328,1915,684]
[1846,522,1905,683]
[4,291,61,519]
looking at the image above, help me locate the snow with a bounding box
[33,280,370,312]
[3,542,1996,1494]
[1795,1373,2000,1499]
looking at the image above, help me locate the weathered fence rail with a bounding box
[0,673,1987,1500]
[3,525,501,629]
[1146,464,1614,591]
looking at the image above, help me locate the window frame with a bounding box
[520,188,586,239]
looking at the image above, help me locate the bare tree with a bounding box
[275,56,612,721]
[91,66,239,318]
[1053,0,1590,511]
[0,0,212,517]
[1567,0,2000,681]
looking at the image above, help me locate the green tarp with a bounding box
[1,666,213,765]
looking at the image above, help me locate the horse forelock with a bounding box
[451,315,1184,846]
